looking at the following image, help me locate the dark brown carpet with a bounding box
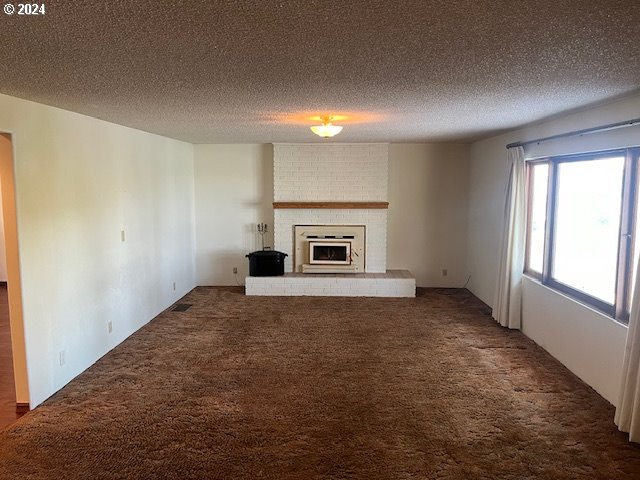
[0,287,639,479]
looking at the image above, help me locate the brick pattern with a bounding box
[273,144,389,273]
[273,144,388,202]
[245,270,415,297]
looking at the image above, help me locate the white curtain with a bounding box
[492,146,526,329]
[615,265,640,442]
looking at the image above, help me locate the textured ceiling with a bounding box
[1,1,639,143]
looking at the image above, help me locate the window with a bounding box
[525,162,548,274]
[525,148,640,323]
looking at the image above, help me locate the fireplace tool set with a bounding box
[246,223,288,276]
[257,222,268,250]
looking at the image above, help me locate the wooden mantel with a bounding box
[273,201,389,209]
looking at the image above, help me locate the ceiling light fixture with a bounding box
[310,116,343,138]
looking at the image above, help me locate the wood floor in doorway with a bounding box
[0,285,21,429]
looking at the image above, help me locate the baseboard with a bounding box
[16,403,30,414]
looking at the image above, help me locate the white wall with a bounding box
[0,93,196,407]
[467,92,640,406]
[522,278,626,404]
[388,144,470,287]
[194,144,274,285]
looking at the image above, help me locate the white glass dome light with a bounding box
[310,116,343,138]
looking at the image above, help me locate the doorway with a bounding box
[0,133,28,429]
[0,282,19,427]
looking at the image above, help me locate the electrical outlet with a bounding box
[442,269,448,277]
[172,282,176,291]
[108,321,113,334]
[233,267,238,274]
[120,230,126,242]
[59,350,66,367]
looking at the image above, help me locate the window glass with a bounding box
[551,156,625,304]
[527,163,548,273]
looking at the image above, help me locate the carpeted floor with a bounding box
[0,287,639,479]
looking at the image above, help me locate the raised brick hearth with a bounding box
[245,270,415,297]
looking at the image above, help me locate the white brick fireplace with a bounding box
[246,143,415,297]
[273,143,389,272]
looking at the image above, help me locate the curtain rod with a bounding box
[506,117,640,149]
